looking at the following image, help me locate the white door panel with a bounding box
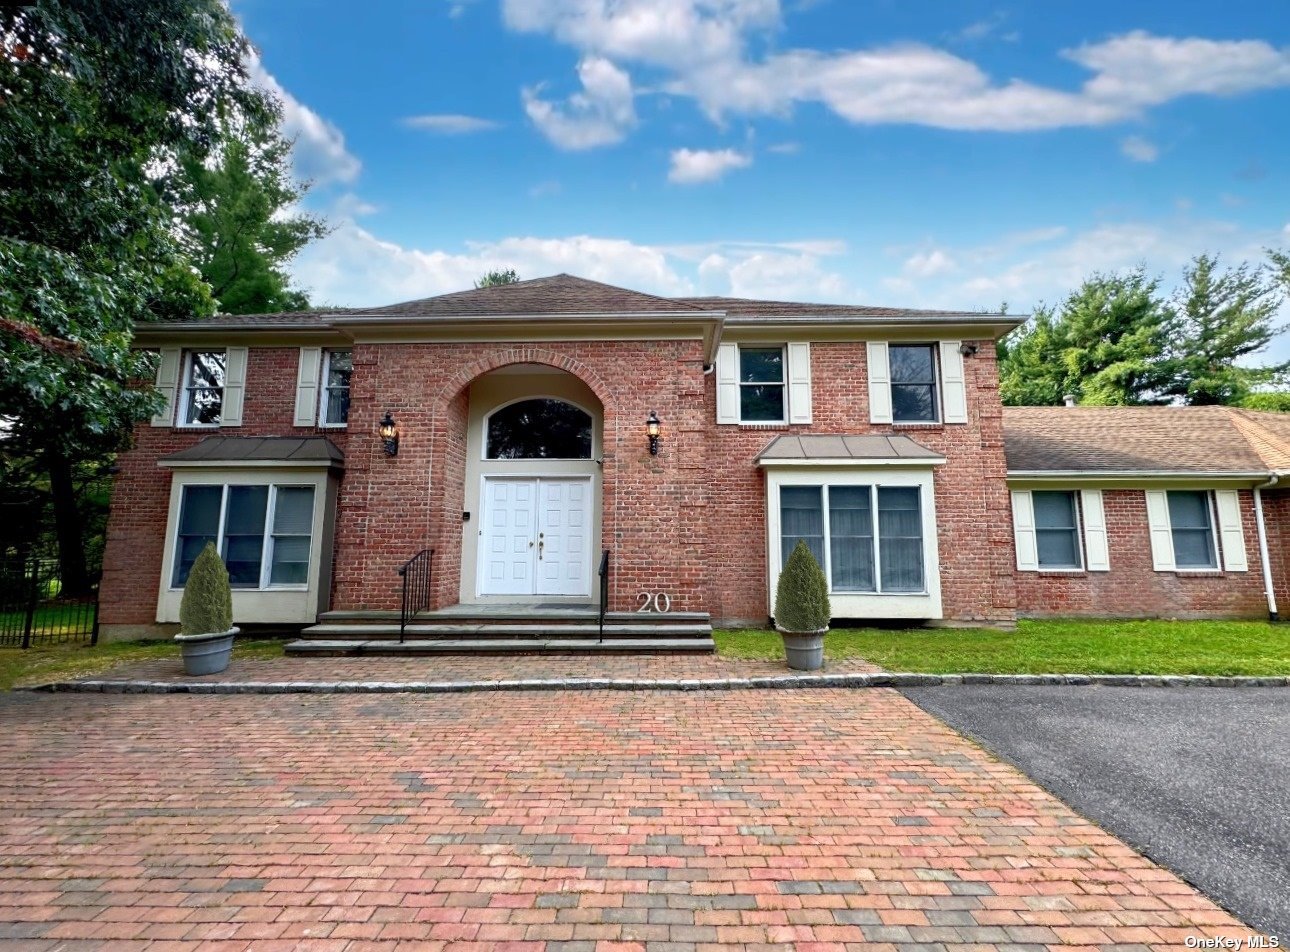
[478,477,591,597]
[479,479,537,595]
[536,479,589,596]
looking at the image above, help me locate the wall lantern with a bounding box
[646,410,661,456]
[958,342,979,357]
[379,411,400,457]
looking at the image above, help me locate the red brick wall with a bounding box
[702,339,1016,625]
[99,347,349,627]
[1014,489,1271,619]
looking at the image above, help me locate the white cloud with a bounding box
[403,114,501,134]
[248,58,361,185]
[503,3,1290,138]
[1121,135,1159,162]
[766,141,800,154]
[902,248,956,277]
[667,147,752,184]
[522,56,637,149]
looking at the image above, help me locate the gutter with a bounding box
[1254,474,1281,622]
[1006,470,1273,480]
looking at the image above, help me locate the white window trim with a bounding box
[177,349,226,429]
[738,344,788,425]
[169,482,315,592]
[1032,490,1086,572]
[888,342,942,425]
[766,465,942,621]
[318,349,351,429]
[1165,490,1223,573]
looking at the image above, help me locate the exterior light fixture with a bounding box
[958,343,979,357]
[646,410,661,456]
[379,411,400,457]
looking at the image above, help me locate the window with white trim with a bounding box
[1033,491,1083,569]
[889,344,939,423]
[172,484,315,588]
[779,484,925,594]
[320,349,352,426]
[179,351,226,426]
[739,346,786,422]
[1167,490,1218,569]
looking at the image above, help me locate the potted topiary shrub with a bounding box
[174,542,237,675]
[774,540,831,671]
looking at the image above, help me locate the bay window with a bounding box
[171,483,315,588]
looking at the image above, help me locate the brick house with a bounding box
[98,274,1290,643]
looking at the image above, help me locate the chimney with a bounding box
[1062,394,1077,407]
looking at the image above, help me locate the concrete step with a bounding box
[298,623,713,641]
[318,609,711,626]
[285,637,716,657]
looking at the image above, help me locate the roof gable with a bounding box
[356,274,709,317]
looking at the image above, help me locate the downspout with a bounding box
[1253,474,1280,622]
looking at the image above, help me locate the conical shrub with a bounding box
[774,540,831,632]
[179,542,233,635]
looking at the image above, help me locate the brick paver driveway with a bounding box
[0,689,1248,950]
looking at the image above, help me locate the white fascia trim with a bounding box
[759,458,945,468]
[1007,470,1270,481]
[158,459,342,470]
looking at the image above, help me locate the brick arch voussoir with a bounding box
[439,348,616,414]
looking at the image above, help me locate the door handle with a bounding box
[537,538,544,560]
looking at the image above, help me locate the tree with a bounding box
[476,269,520,288]
[1238,392,1290,413]
[999,270,1173,406]
[0,0,270,592]
[179,116,329,315]
[1158,254,1287,405]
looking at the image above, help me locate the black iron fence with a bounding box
[398,548,433,642]
[0,559,99,649]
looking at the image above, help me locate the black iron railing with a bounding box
[598,549,610,642]
[398,548,433,642]
[0,559,99,649]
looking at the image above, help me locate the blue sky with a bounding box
[233,0,1289,331]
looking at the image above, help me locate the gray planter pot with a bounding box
[174,627,238,676]
[776,626,828,671]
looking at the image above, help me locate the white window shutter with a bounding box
[867,341,892,424]
[221,347,248,427]
[1144,490,1175,571]
[1011,491,1038,571]
[786,342,812,424]
[1214,490,1248,572]
[715,343,739,424]
[938,340,968,424]
[150,348,181,427]
[294,347,322,427]
[1080,489,1110,571]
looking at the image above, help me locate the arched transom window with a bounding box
[486,398,593,460]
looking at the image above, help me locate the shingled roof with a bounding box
[1003,406,1290,476]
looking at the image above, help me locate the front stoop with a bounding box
[286,607,715,656]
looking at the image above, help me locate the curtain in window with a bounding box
[1168,491,1217,568]
[173,486,222,586]
[270,487,315,584]
[1033,491,1081,568]
[223,486,268,586]
[780,486,825,569]
[878,487,923,592]
[828,486,875,591]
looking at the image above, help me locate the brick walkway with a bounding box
[59,652,883,687]
[0,689,1249,950]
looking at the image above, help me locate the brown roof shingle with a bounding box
[1002,406,1290,475]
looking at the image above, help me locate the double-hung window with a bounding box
[1167,490,1218,569]
[1033,491,1083,569]
[171,483,316,588]
[180,351,226,426]
[779,484,925,594]
[320,349,352,426]
[739,346,786,422]
[889,344,939,423]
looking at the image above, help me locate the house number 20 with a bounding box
[636,592,672,613]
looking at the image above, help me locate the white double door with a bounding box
[479,477,592,597]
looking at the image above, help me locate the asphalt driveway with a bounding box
[904,685,1290,940]
[0,687,1247,949]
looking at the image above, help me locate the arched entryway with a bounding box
[458,365,604,604]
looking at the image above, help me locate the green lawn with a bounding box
[0,637,284,690]
[716,619,1290,676]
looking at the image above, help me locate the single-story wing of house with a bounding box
[97,274,1290,643]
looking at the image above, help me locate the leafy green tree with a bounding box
[476,268,520,288]
[999,270,1173,406]
[179,117,329,314]
[1158,254,1287,405]
[0,0,269,591]
[1238,391,1290,413]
